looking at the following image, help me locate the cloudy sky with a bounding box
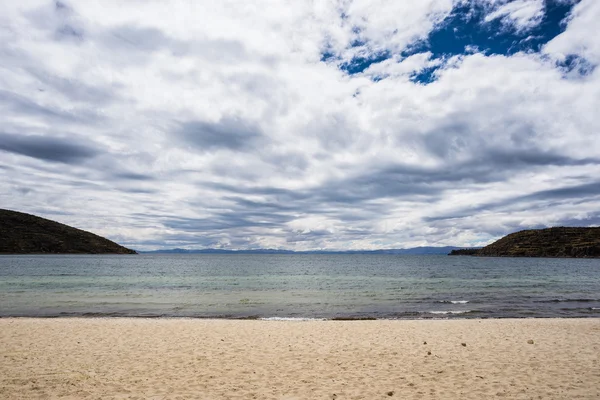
[1,0,599,251]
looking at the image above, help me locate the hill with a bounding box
[0,209,136,254]
[449,227,600,258]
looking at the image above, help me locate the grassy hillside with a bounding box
[0,209,136,254]
[450,227,600,258]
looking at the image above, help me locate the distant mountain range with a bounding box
[139,246,464,255]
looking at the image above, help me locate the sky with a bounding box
[1,0,599,251]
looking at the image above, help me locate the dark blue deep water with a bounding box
[1,254,599,319]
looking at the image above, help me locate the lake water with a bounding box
[1,254,599,319]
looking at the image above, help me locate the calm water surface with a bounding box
[1,254,599,319]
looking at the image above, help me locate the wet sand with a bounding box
[1,318,598,399]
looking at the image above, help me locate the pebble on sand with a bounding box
[527,339,534,344]
[461,343,467,347]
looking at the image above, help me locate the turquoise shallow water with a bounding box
[0,254,599,319]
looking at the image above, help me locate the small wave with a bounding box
[535,299,600,303]
[260,317,326,321]
[437,300,469,304]
[429,310,471,315]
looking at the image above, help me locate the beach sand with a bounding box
[0,318,598,399]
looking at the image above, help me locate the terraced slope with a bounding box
[450,227,600,258]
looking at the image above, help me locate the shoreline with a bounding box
[1,314,600,320]
[1,318,598,399]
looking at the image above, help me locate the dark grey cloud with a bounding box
[285,229,332,243]
[55,1,68,10]
[222,196,298,213]
[0,89,104,123]
[0,89,73,121]
[55,23,84,42]
[199,137,599,213]
[23,2,254,66]
[420,120,475,160]
[207,165,441,204]
[417,135,600,184]
[16,187,34,195]
[24,0,85,42]
[442,150,600,186]
[419,116,599,171]
[554,212,600,227]
[483,149,600,168]
[259,151,309,173]
[0,46,115,106]
[26,68,118,105]
[518,181,600,202]
[118,187,158,194]
[426,181,600,223]
[306,112,361,151]
[0,132,100,164]
[104,25,250,63]
[315,167,442,204]
[177,116,263,152]
[163,212,287,232]
[202,181,308,199]
[108,26,179,53]
[320,150,597,207]
[160,139,600,248]
[192,147,599,245]
[201,181,389,221]
[113,172,155,181]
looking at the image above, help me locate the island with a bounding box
[449,227,600,258]
[0,209,136,254]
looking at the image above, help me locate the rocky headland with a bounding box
[0,209,136,254]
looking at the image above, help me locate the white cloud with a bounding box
[361,52,443,81]
[484,0,545,33]
[340,0,454,54]
[544,0,600,64]
[0,0,598,250]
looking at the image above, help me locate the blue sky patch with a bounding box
[339,50,390,75]
[410,65,442,85]
[326,0,579,83]
[557,54,596,77]
[411,0,577,59]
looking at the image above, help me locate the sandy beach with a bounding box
[0,318,598,399]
